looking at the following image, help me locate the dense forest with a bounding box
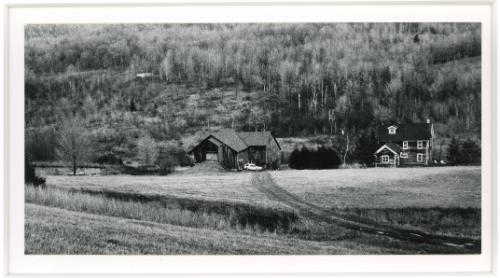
[25,23,481,165]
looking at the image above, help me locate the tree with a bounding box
[447,137,460,165]
[56,119,92,175]
[354,131,378,165]
[458,139,481,165]
[340,129,353,167]
[25,149,46,187]
[129,98,137,112]
[137,135,158,165]
[328,109,336,136]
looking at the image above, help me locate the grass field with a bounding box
[26,203,447,255]
[270,166,481,238]
[269,166,481,209]
[45,172,286,209]
[25,166,481,254]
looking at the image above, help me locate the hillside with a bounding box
[24,23,481,164]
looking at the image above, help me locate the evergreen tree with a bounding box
[447,137,460,165]
[354,131,378,165]
[459,139,481,164]
[130,98,137,112]
[25,151,45,187]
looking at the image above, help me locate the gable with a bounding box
[374,143,401,155]
[387,126,397,134]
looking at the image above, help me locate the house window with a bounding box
[400,152,408,158]
[417,141,424,149]
[402,141,408,149]
[417,153,424,163]
[388,126,397,134]
[381,155,389,163]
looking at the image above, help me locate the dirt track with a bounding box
[250,171,481,253]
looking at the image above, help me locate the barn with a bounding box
[188,129,281,170]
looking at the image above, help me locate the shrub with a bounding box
[288,146,341,169]
[93,152,123,165]
[157,141,193,172]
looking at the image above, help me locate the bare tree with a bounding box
[328,109,336,136]
[341,129,353,167]
[137,135,158,165]
[56,119,92,175]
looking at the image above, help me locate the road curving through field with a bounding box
[250,171,481,253]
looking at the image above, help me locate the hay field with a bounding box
[269,166,481,209]
[26,166,482,254]
[46,172,284,209]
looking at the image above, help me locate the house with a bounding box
[188,129,281,170]
[374,120,434,167]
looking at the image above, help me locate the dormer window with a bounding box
[388,126,397,135]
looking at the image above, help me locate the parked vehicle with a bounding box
[243,163,263,171]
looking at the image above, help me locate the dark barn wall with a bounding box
[192,139,219,163]
[265,137,281,168]
[237,150,249,167]
[220,145,238,169]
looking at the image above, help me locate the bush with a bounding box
[93,152,123,165]
[155,142,193,175]
[288,146,341,169]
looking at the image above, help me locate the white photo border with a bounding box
[4,0,497,275]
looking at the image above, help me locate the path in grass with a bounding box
[250,171,481,253]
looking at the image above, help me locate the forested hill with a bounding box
[25,23,481,161]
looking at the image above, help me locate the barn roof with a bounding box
[210,129,248,152]
[377,123,433,142]
[188,129,281,153]
[237,131,280,148]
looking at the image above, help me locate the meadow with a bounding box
[45,172,285,209]
[25,166,481,254]
[270,166,481,238]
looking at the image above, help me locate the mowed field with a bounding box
[45,172,286,209]
[25,166,481,255]
[270,166,481,209]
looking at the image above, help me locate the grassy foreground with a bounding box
[26,203,457,255]
[25,166,481,254]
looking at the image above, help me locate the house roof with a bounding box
[377,123,433,142]
[374,143,402,155]
[189,129,281,153]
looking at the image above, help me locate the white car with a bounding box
[243,163,263,171]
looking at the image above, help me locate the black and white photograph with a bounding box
[24,22,482,255]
